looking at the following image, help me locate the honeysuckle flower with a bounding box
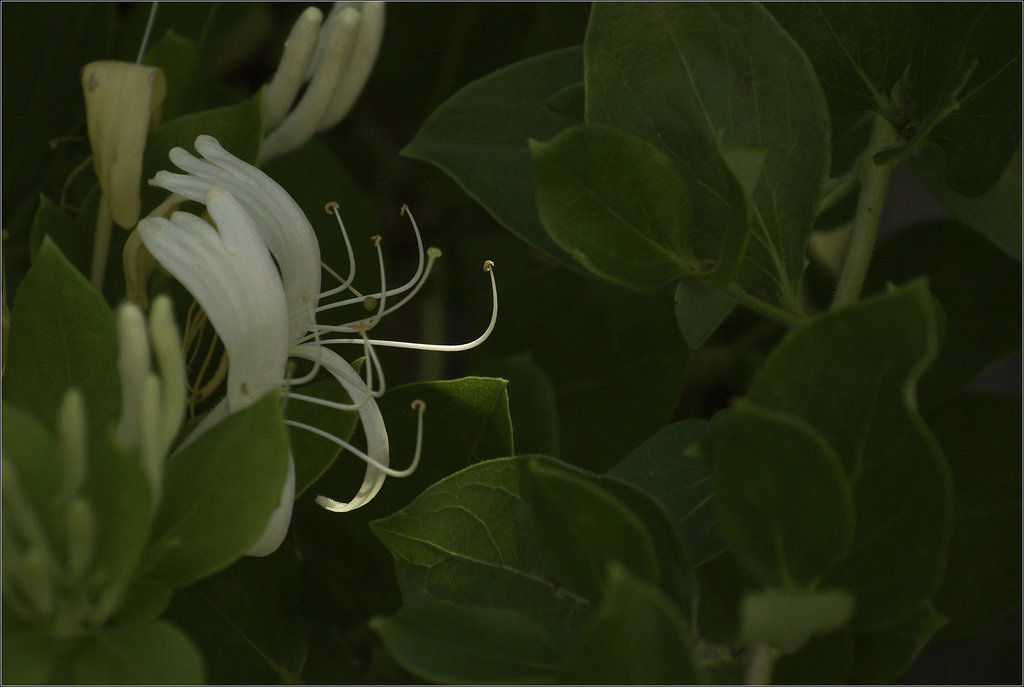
[138,135,497,552]
[2,297,186,638]
[260,1,385,163]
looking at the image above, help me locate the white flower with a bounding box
[139,135,497,552]
[260,2,385,163]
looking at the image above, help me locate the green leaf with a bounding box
[140,96,263,217]
[526,458,660,603]
[767,4,916,125]
[674,278,737,349]
[402,46,583,265]
[2,592,64,684]
[473,353,560,456]
[739,587,855,653]
[3,239,119,434]
[370,456,592,682]
[741,280,951,630]
[929,394,1022,639]
[609,420,725,566]
[911,3,1022,196]
[846,603,948,683]
[28,195,87,275]
[698,402,854,587]
[371,601,570,684]
[585,2,830,298]
[558,563,704,684]
[60,621,204,685]
[142,30,208,121]
[866,220,1022,409]
[139,392,290,588]
[291,377,513,624]
[162,546,306,684]
[913,144,1022,261]
[485,264,689,472]
[530,123,697,291]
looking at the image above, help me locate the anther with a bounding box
[483,259,494,272]
[411,399,426,412]
[371,234,382,247]
[400,203,409,216]
[324,200,340,214]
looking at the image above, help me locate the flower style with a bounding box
[138,135,497,555]
[260,1,385,164]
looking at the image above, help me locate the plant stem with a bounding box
[745,644,778,685]
[723,284,803,328]
[830,114,899,309]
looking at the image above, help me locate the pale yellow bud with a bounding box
[81,61,166,229]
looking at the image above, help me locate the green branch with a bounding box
[830,115,900,309]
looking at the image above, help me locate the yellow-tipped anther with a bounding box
[411,399,426,412]
[371,234,382,247]
[427,247,442,260]
[483,259,494,272]
[400,203,409,216]
[324,200,340,214]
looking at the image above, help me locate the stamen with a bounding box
[318,200,357,299]
[284,397,425,480]
[315,203,427,316]
[319,260,498,353]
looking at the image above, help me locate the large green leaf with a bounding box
[28,195,89,277]
[609,420,724,565]
[56,621,204,685]
[530,123,698,291]
[767,4,916,127]
[370,456,592,682]
[402,46,583,264]
[739,280,951,630]
[928,394,1022,639]
[162,546,306,684]
[142,30,208,122]
[371,454,699,683]
[866,220,1022,409]
[913,144,1022,261]
[138,392,290,588]
[558,564,704,684]
[3,239,119,435]
[911,3,1022,196]
[526,458,660,603]
[698,402,854,587]
[585,2,830,300]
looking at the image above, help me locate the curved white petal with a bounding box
[138,187,290,410]
[245,456,296,557]
[291,342,389,511]
[149,136,321,344]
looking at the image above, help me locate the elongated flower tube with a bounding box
[139,187,296,556]
[141,135,497,548]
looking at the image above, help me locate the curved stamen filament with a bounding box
[284,398,425,481]
[316,203,427,315]
[318,201,357,299]
[319,260,498,353]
